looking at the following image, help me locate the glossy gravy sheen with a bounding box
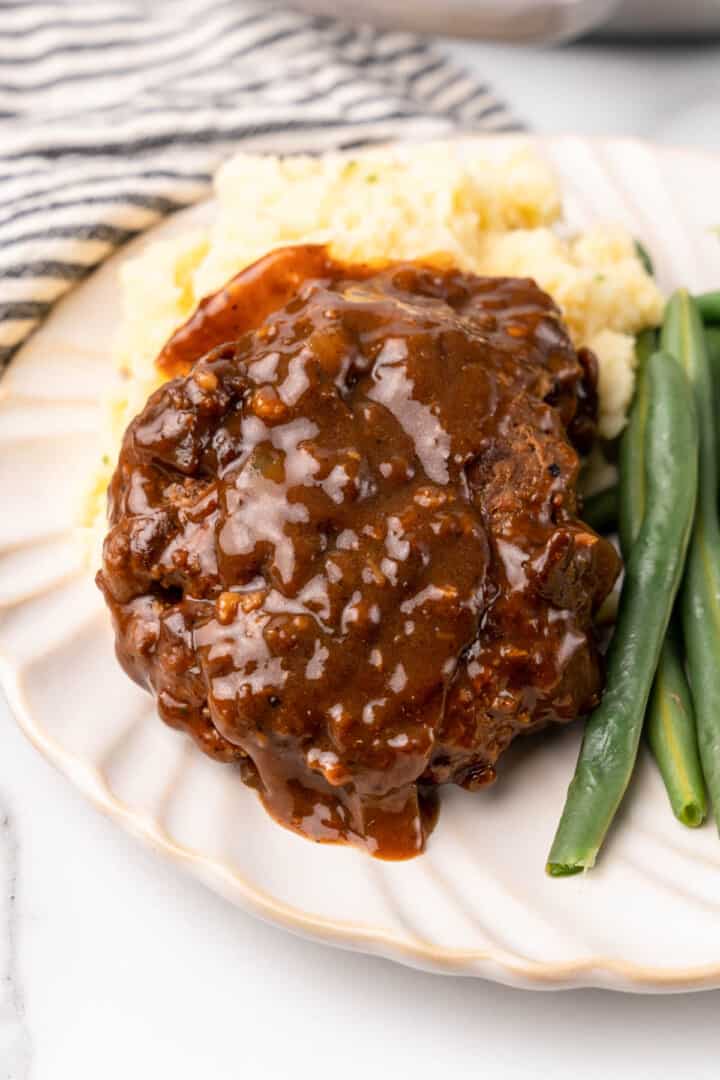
[98,245,620,859]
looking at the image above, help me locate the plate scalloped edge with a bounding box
[5,656,720,993]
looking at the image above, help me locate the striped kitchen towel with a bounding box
[0,0,520,370]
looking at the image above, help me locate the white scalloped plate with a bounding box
[3,136,720,992]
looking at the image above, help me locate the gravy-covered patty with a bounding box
[97,245,620,858]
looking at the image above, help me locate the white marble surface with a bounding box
[3,31,720,1080]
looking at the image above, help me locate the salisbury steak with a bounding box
[98,245,620,858]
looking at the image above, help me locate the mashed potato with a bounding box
[87,139,663,531]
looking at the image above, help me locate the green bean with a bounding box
[619,328,706,827]
[647,630,707,827]
[706,328,720,442]
[634,240,654,278]
[618,329,655,555]
[662,291,720,833]
[696,291,720,325]
[582,485,618,534]
[707,326,720,364]
[547,350,698,875]
[706,326,720,366]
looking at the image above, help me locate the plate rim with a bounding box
[3,132,720,991]
[5,652,720,991]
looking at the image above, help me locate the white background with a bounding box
[3,30,720,1080]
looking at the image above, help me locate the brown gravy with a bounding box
[98,245,620,859]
